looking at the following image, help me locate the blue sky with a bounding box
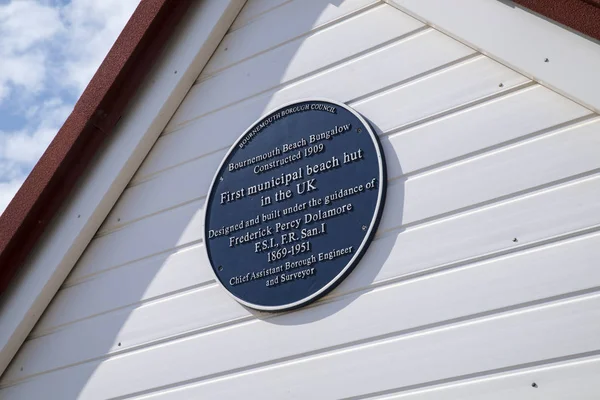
[0,0,139,213]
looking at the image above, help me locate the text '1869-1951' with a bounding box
[204,99,386,311]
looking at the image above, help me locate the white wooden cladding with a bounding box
[385,0,600,114]
[25,169,600,339]
[2,1,599,399]
[197,0,381,81]
[0,0,247,382]
[102,56,535,235]
[227,0,291,33]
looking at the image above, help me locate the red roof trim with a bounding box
[0,0,192,295]
[513,0,600,42]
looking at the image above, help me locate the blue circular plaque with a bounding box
[204,99,386,311]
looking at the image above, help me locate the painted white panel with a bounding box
[29,169,600,339]
[381,357,600,400]
[136,28,474,184]
[390,117,600,228]
[6,229,600,386]
[0,0,247,379]
[333,174,600,295]
[57,115,600,316]
[386,0,600,113]
[198,0,379,79]
[171,4,424,130]
[385,85,590,175]
[64,200,204,284]
[28,244,212,339]
[352,55,529,134]
[4,287,600,398]
[110,85,589,235]
[106,55,526,233]
[5,1,600,399]
[129,294,600,399]
[19,171,600,387]
[228,0,291,32]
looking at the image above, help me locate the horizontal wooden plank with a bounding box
[108,55,529,233]
[79,116,600,292]
[114,84,586,234]
[0,0,247,382]
[169,4,424,131]
[37,161,600,334]
[135,28,474,184]
[14,173,600,383]
[100,150,225,235]
[228,0,292,33]
[132,294,600,399]
[387,0,600,113]
[65,200,205,285]
[34,169,600,335]
[6,3,600,399]
[351,55,529,134]
[38,167,600,336]
[381,85,589,176]
[4,254,600,397]
[196,0,380,80]
[337,172,600,293]
[28,244,212,339]
[380,356,600,399]
[383,117,600,229]
[73,116,600,296]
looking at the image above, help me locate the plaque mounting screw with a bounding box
[218,266,223,271]
[357,127,362,133]
[219,177,223,182]
[362,225,367,231]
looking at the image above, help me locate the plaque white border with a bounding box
[203,98,386,311]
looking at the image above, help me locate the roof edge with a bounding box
[513,0,600,42]
[0,0,193,295]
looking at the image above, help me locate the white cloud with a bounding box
[1,97,72,162]
[0,0,63,51]
[2,128,55,164]
[0,177,25,215]
[0,51,47,100]
[0,1,63,99]
[61,0,140,92]
[0,97,71,187]
[0,0,140,215]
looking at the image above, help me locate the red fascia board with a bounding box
[513,0,600,41]
[0,0,192,295]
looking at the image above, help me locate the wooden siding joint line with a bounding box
[197,1,384,83]
[60,237,205,290]
[79,291,600,400]
[226,0,295,35]
[102,106,594,244]
[188,26,434,132]
[26,281,218,343]
[397,113,598,180]
[21,220,600,390]
[383,0,600,114]
[350,350,600,400]
[166,24,434,137]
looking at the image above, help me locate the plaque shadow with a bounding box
[9,2,362,399]
[250,118,405,325]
